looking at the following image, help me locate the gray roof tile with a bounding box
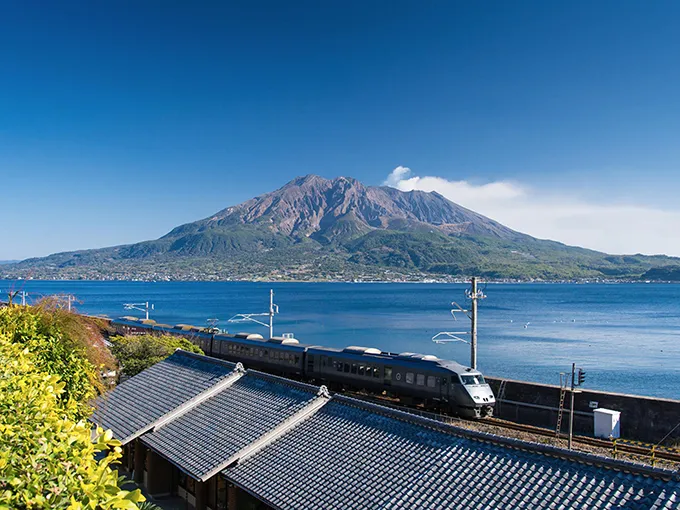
[141,372,319,481]
[224,397,680,510]
[91,350,235,443]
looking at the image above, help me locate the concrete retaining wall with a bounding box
[487,377,680,445]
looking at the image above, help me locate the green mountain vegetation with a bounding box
[4,175,680,281]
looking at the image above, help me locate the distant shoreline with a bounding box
[1,277,677,285]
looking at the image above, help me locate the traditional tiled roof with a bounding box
[141,372,320,481]
[91,351,679,509]
[91,350,237,443]
[224,396,680,510]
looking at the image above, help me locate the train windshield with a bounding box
[460,374,485,385]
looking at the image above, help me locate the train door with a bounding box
[384,366,392,386]
[306,354,315,378]
[440,376,449,403]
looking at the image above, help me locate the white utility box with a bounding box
[593,408,621,439]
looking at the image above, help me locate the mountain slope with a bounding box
[5,175,680,281]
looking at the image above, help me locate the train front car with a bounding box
[445,362,495,418]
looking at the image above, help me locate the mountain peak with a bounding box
[286,174,326,186]
[181,174,521,243]
[284,174,362,188]
[10,173,680,282]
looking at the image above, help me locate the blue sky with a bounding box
[2,1,680,259]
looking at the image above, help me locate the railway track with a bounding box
[344,391,680,466]
[482,417,680,464]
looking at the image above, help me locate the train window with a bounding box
[344,363,350,373]
[416,374,425,386]
[351,364,357,374]
[427,376,436,388]
[336,361,343,372]
[461,374,485,385]
[321,356,328,367]
[406,372,414,384]
[264,350,268,357]
[358,365,365,376]
[295,356,300,364]
[373,367,380,378]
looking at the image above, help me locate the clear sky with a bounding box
[2,1,680,260]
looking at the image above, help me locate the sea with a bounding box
[2,280,678,400]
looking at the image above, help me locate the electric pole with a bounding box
[20,291,27,306]
[124,302,154,320]
[432,277,486,370]
[569,363,576,449]
[228,289,279,338]
[470,277,479,370]
[269,289,275,339]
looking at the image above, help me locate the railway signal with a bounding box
[577,368,586,386]
[566,363,587,449]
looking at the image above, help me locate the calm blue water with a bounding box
[2,280,678,399]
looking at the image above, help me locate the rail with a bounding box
[344,391,680,467]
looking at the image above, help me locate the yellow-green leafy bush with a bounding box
[0,332,145,509]
[0,305,113,418]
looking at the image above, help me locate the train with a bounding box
[111,316,496,418]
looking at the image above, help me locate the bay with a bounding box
[2,280,678,399]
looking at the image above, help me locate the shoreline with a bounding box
[2,277,678,284]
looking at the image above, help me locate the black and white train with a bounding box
[111,316,496,418]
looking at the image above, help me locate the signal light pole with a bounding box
[568,363,586,449]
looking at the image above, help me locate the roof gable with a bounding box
[141,372,321,480]
[91,350,237,443]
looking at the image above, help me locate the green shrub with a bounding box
[0,332,145,509]
[0,304,113,418]
[110,334,203,377]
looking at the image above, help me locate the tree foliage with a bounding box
[0,331,145,509]
[0,304,114,418]
[110,334,202,377]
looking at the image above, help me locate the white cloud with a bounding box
[384,167,680,256]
